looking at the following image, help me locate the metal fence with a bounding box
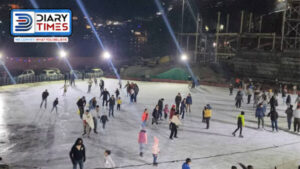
[0,73,103,86]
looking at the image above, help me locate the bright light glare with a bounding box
[103,51,111,59]
[59,50,67,58]
[181,54,188,61]
[0,52,2,59]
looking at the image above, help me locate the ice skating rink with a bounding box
[0,78,299,169]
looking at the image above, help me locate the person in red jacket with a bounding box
[169,105,176,120]
[141,109,149,127]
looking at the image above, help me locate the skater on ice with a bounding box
[138,128,148,157]
[117,97,122,111]
[180,98,186,119]
[232,111,245,138]
[82,110,95,137]
[104,150,116,168]
[77,97,86,119]
[182,158,191,169]
[69,138,85,169]
[40,89,49,109]
[108,95,116,117]
[169,112,181,140]
[100,89,110,107]
[152,136,160,166]
[175,93,182,111]
[204,104,212,129]
[141,108,149,127]
[100,113,109,129]
[285,105,293,130]
[51,98,59,113]
[163,104,169,120]
[186,93,192,113]
[87,78,93,93]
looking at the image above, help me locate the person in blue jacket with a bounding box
[186,93,192,113]
[255,103,265,129]
[182,158,191,169]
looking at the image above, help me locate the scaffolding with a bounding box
[281,0,300,50]
[178,0,300,63]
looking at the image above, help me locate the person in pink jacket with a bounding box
[152,136,160,166]
[138,129,148,157]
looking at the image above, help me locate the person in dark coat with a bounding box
[100,113,109,129]
[157,98,164,120]
[285,105,293,130]
[133,83,139,102]
[69,138,85,169]
[269,96,278,111]
[152,105,159,125]
[175,93,182,111]
[100,89,110,107]
[235,91,243,108]
[268,108,279,132]
[108,95,116,117]
[51,98,59,113]
[115,88,120,99]
[202,106,207,122]
[40,89,49,109]
[77,96,86,119]
[286,95,291,106]
[186,93,192,113]
[255,103,265,129]
[229,83,234,95]
[180,98,186,119]
[99,79,104,93]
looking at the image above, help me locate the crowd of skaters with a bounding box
[36,76,300,169]
[230,78,300,134]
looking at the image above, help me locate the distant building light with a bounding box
[86,25,91,29]
[98,24,103,27]
[156,12,162,16]
[93,22,97,26]
[168,6,173,11]
[113,21,120,25]
[205,26,209,31]
[213,42,217,47]
[131,30,134,33]
[220,24,224,31]
[106,20,113,25]
[72,16,78,20]
[134,32,141,36]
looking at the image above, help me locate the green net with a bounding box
[152,68,190,81]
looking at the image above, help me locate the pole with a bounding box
[194,13,200,62]
[281,10,287,51]
[226,14,230,33]
[180,0,185,47]
[215,12,221,63]
[272,33,276,51]
[257,16,263,49]
[240,11,244,34]
[248,13,253,32]
[238,11,244,49]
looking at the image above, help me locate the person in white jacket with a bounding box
[82,110,94,138]
[104,150,116,168]
[294,105,300,132]
[169,113,182,140]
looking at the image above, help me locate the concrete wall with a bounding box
[222,50,300,83]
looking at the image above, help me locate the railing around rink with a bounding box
[0,73,103,86]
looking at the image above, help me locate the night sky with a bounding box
[0,0,281,58]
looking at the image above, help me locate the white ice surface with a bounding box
[0,79,299,169]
